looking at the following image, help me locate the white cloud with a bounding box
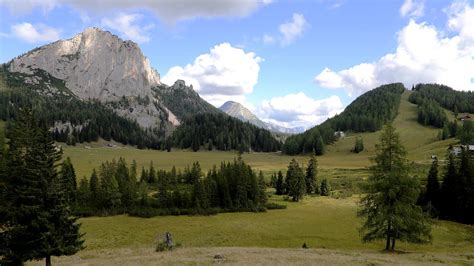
[258,93,343,129]
[400,0,425,18]
[162,43,262,107]
[446,1,474,41]
[102,13,153,43]
[279,13,308,46]
[2,0,271,23]
[1,0,57,15]
[262,13,309,46]
[262,34,275,44]
[315,3,474,97]
[11,23,60,43]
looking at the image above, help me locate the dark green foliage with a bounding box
[305,156,318,194]
[353,137,364,153]
[434,146,474,224]
[412,98,448,128]
[459,121,474,145]
[283,83,404,155]
[419,158,440,216]
[76,157,268,217]
[409,83,474,113]
[286,159,306,202]
[275,170,285,195]
[171,112,280,152]
[60,157,77,205]
[152,81,220,121]
[358,124,431,251]
[320,179,330,196]
[0,110,83,264]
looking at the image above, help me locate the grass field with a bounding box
[28,196,474,265]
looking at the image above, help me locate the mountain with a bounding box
[1,27,279,151]
[282,83,406,155]
[219,101,304,134]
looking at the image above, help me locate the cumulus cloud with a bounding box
[102,13,153,43]
[258,93,343,129]
[11,23,60,43]
[1,0,57,15]
[1,0,271,23]
[400,0,425,18]
[279,13,309,46]
[162,43,262,107]
[262,13,309,46]
[446,0,474,41]
[315,3,474,97]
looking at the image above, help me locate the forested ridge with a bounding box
[409,83,474,113]
[282,83,405,155]
[171,112,281,152]
[152,80,220,120]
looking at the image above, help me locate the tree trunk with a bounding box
[391,237,396,251]
[385,221,391,251]
[46,255,51,266]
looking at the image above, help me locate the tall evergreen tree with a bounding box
[358,124,431,251]
[60,157,77,205]
[422,158,440,215]
[1,110,83,265]
[275,170,285,195]
[305,155,318,194]
[286,159,306,202]
[439,147,459,220]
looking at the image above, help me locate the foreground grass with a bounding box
[30,247,474,266]
[76,196,473,253]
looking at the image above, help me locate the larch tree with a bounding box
[358,124,431,251]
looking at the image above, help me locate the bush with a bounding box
[266,203,287,210]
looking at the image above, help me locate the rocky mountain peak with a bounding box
[9,27,161,101]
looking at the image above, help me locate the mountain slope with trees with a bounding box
[282,83,405,155]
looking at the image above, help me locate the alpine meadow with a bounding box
[0,1,473,265]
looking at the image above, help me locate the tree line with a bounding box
[409,83,474,113]
[419,146,474,224]
[74,156,271,217]
[171,112,281,152]
[282,83,405,155]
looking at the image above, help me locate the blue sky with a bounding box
[0,0,473,129]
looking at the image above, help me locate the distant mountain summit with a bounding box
[219,101,304,134]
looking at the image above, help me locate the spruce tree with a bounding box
[320,179,330,196]
[439,148,459,220]
[286,159,306,202]
[1,110,84,265]
[257,171,267,205]
[423,158,440,215]
[358,124,431,251]
[314,135,325,155]
[305,156,318,194]
[275,170,285,195]
[60,157,77,205]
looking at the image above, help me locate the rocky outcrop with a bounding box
[9,27,165,128]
